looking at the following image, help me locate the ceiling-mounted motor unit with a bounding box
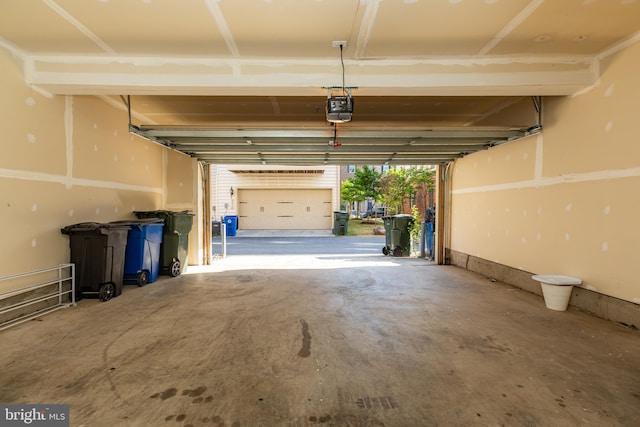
[325,42,356,124]
[326,87,354,124]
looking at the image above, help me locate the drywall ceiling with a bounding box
[1,0,639,165]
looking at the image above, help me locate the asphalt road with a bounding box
[212,236,387,256]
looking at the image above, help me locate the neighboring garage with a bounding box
[238,189,332,230]
[210,165,340,232]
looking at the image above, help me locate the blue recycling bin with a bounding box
[425,221,434,259]
[224,215,238,236]
[111,219,164,286]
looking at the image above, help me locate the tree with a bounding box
[340,178,365,215]
[378,168,412,214]
[378,166,435,216]
[345,165,435,218]
[407,166,436,215]
[345,165,381,215]
[352,165,381,201]
[408,204,422,255]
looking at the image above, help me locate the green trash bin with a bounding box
[382,214,414,257]
[333,211,350,236]
[134,210,194,277]
[381,216,394,255]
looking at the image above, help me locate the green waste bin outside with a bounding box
[382,216,393,254]
[134,210,194,277]
[333,211,350,236]
[382,214,414,257]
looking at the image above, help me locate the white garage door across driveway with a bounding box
[238,189,333,230]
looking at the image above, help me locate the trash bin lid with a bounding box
[109,218,164,229]
[61,222,130,235]
[134,210,194,218]
[61,222,99,234]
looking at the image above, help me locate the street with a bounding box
[212,235,387,257]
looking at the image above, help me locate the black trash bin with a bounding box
[61,222,130,301]
[212,221,221,237]
[333,211,350,236]
[134,210,194,277]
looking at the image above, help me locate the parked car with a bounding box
[360,207,386,219]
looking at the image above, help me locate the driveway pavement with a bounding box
[212,233,388,257]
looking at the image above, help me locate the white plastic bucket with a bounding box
[540,283,573,311]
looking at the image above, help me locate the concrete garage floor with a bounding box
[2,251,640,426]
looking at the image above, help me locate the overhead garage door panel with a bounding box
[238,189,332,230]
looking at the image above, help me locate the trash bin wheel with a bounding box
[99,283,115,302]
[137,271,149,287]
[393,247,403,257]
[169,260,181,277]
[382,246,389,255]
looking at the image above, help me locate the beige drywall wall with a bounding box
[0,48,197,291]
[166,153,197,209]
[449,41,640,304]
[164,148,200,267]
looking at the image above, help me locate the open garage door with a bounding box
[238,189,332,230]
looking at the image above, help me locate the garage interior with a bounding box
[1,0,640,425]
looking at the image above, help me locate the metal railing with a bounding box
[0,264,76,331]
